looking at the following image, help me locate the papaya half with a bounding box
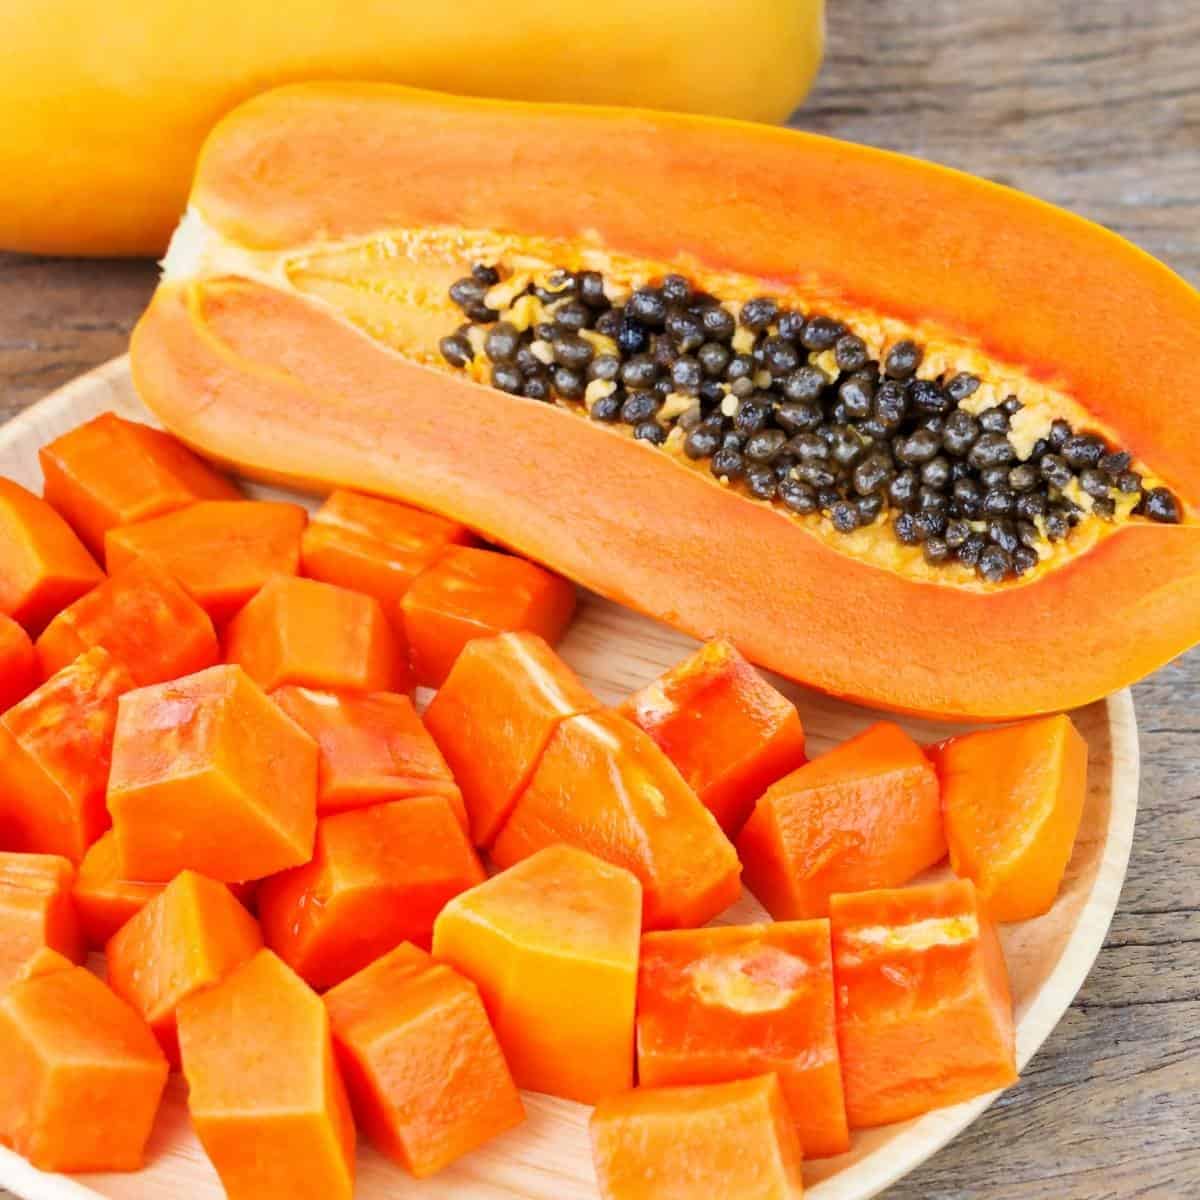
[0,0,823,256]
[131,83,1200,721]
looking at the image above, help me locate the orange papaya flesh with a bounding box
[104,499,306,625]
[621,638,806,837]
[929,714,1088,922]
[9,946,76,983]
[0,647,134,863]
[106,870,263,1067]
[224,574,410,694]
[737,722,945,920]
[36,556,219,685]
[423,631,599,846]
[258,796,484,990]
[301,487,476,610]
[132,84,1200,720]
[0,852,84,988]
[590,1074,805,1200]
[108,664,318,883]
[0,965,168,1173]
[324,942,524,1177]
[0,616,36,713]
[491,710,741,930]
[38,411,240,560]
[399,545,576,688]
[830,878,1017,1128]
[177,948,356,1200]
[0,478,102,635]
[271,686,464,823]
[432,844,640,1104]
[637,920,848,1158]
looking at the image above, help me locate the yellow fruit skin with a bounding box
[0,0,824,257]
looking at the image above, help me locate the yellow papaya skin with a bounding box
[0,0,824,257]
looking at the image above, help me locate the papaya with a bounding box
[132,83,1200,720]
[590,1074,805,1200]
[9,946,76,984]
[621,638,807,836]
[829,879,1017,1128]
[0,852,84,989]
[929,714,1088,922]
[1,2,823,257]
[39,411,240,560]
[107,664,319,882]
[637,921,848,1158]
[0,616,36,713]
[324,942,525,1177]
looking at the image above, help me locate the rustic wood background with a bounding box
[1,1,1196,1196]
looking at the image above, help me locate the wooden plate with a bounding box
[0,358,1139,1200]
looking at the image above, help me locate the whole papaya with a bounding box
[0,0,824,257]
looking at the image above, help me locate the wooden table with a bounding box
[1,1,1196,1195]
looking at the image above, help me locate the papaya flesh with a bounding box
[132,83,1200,720]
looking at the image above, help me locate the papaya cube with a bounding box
[226,575,410,694]
[36,556,219,685]
[400,545,576,687]
[737,721,945,920]
[73,831,165,947]
[424,631,599,846]
[621,638,807,836]
[931,714,1088,922]
[178,949,355,1200]
[325,943,524,1177]
[830,878,1018,1128]
[590,1075,804,1200]
[301,488,475,609]
[0,478,103,634]
[0,614,36,712]
[107,664,318,883]
[492,710,741,930]
[0,646,134,862]
[39,411,240,559]
[0,852,83,989]
[638,920,848,1158]
[10,946,76,983]
[432,844,641,1104]
[259,796,484,990]
[107,870,263,1066]
[0,965,168,1172]
[104,499,307,624]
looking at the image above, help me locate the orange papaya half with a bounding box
[132,83,1200,721]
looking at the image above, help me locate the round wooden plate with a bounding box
[0,358,1139,1200]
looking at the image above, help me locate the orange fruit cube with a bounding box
[0,614,36,712]
[0,851,83,989]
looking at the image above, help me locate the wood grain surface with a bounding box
[0,1,1196,1197]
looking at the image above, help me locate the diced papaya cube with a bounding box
[105,499,306,624]
[0,965,168,1172]
[930,714,1088,922]
[73,831,164,946]
[737,721,945,920]
[491,710,741,930]
[325,943,524,1177]
[830,879,1018,1127]
[0,647,134,862]
[177,949,355,1200]
[432,845,641,1104]
[39,412,240,559]
[0,478,103,634]
[272,686,464,823]
[225,575,410,694]
[10,946,75,983]
[259,796,484,990]
[108,664,318,883]
[590,1075,804,1200]
[424,632,599,846]
[621,638,807,836]
[0,852,83,988]
[107,870,263,1066]
[400,545,576,687]
[36,557,218,685]
[637,920,848,1158]
[301,488,475,609]
[0,614,36,712]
